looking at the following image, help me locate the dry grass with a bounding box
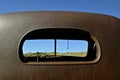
[24,52,87,57]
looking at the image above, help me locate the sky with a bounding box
[0,0,119,53]
[23,40,88,53]
[0,0,120,18]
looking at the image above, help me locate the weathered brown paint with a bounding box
[0,11,120,80]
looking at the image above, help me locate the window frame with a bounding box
[19,28,100,64]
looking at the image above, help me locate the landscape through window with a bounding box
[23,39,88,62]
[19,28,97,62]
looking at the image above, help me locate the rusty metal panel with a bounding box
[0,11,120,80]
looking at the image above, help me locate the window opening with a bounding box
[19,28,100,63]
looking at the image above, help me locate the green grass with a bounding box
[24,52,87,57]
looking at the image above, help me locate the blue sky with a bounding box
[0,0,119,53]
[0,0,120,18]
[23,40,88,53]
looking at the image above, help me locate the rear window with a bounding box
[19,28,100,64]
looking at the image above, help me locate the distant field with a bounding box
[57,52,87,57]
[24,52,87,57]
